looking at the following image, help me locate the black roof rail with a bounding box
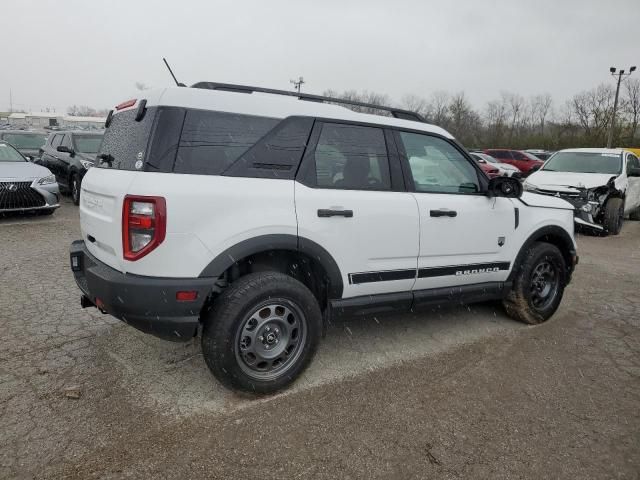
[190,81,425,123]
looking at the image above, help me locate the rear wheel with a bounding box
[70,174,81,205]
[201,272,322,394]
[503,242,566,325]
[603,198,624,235]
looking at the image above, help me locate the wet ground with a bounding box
[1,198,639,479]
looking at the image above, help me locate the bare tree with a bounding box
[428,91,450,128]
[400,94,429,118]
[447,92,480,145]
[570,84,615,145]
[530,93,553,135]
[623,78,640,145]
[322,89,391,115]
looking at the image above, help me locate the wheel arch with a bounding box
[198,234,344,300]
[508,225,576,285]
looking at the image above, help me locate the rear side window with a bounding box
[97,108,156,170]
[173,111,279,175]
[314,123,390,190]
[489,150,511,159]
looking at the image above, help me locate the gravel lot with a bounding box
[1,198,639,479]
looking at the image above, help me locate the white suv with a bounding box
[70,83,578,393]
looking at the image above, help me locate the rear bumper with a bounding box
[69,240,213,341]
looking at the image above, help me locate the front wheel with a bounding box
[503,242,567,325]
[603,197,624,235]
[201,272,322,394]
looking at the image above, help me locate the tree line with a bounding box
[325,79,640,150]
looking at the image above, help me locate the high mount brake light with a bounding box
[115,99,137,110]
[122,196,166,261]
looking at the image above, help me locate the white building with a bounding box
[7,112,105,130]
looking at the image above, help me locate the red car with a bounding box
[474,158,501,178]
[483,149,544,175]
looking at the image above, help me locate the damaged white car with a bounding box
[524,148,640,235]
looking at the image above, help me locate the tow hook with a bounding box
[80,295,95,309]
[80,295,107,314]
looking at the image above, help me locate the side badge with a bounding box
[498,236,505,247]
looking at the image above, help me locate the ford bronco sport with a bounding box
[70,83,578,394]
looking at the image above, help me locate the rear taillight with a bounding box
[122,195,166,261]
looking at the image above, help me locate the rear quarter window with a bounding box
[173,110,279,175]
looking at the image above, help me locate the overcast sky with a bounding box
[2,0,639,114]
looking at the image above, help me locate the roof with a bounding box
[559,148,625,154]
[135,87,453,139]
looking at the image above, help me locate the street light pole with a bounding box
[607,66,636,148]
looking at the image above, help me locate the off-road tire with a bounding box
[603,197,624,235]
[201,271,322,395]
[70,174,81,205]
[503,242,567,325]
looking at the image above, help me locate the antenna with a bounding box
[163,58,185,87]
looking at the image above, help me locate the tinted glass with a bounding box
[627,154,639,172]
[2,133,47,149]
[399,132,479,193]
[521,151,542,161]
[51,135,63,148]
[0,143,26,162]
[174,110,279,175]
[314,123,390,190]
[73,135,103,154]
[97,108,156,170]
[542,152,622,175]
[489,150,511,159]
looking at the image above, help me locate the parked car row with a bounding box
[0,129,103,214]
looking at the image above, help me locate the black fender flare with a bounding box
[507,225,576,284]
[198,234,344,298]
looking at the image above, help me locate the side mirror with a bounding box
[487,176,523,198]
[57,145,75,156]
[33,158,44,165]
[629,167,640,177]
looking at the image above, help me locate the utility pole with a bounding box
[607,65,636,148]
[290,76,305,93]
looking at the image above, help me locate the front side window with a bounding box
[399,132,479,194]
[314,123,390,190]
[626,153,639,173]
[51,135,63,148]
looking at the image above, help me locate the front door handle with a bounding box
[318,209,354,218]
[430,209,457,218]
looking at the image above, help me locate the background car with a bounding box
[525,149,554,161]
[524,148,640,235]
[483,149,544,176]
[0,141,59,215]
[0,130,48,161]
[39,130,103,205]
[470,152,522,178]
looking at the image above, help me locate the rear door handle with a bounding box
[317,209,354,218]
[430,209,457,218]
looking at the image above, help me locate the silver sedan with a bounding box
[0,141,60,215]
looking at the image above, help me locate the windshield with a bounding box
[543,152,622,174]
[0,143,26,162]
[73,135,103,154]
[522,151,542,161]
[2,133,47,150]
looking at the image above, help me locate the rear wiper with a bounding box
[97,153,113,166]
